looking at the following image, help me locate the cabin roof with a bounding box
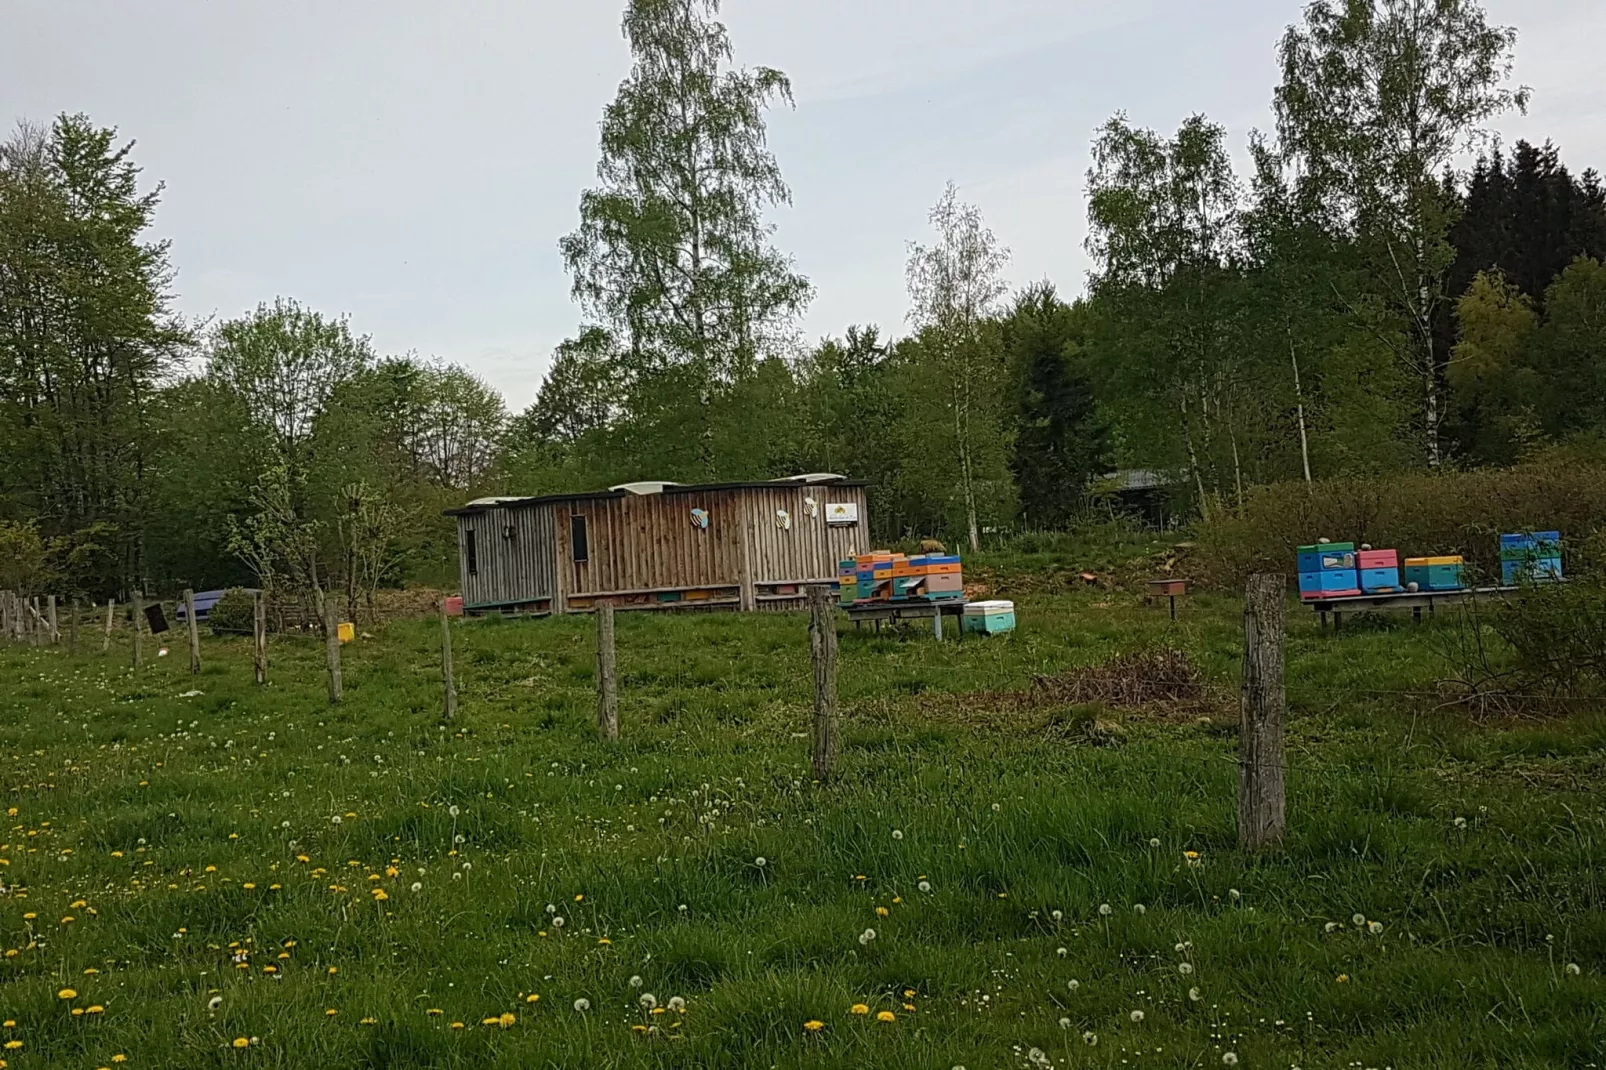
[445,476,867,517]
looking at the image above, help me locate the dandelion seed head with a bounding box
[572,999,590,1013]
[1129,1010,1144,1023]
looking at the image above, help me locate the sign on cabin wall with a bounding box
[690,508,710,530]
[826,502,859,525]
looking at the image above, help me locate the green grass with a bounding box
[2,590,1604,1068]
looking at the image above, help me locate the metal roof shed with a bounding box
[446,477,870,615]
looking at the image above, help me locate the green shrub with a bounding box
[207,587,256,636]
[1190,452,1606,588]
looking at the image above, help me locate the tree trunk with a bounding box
[131,590,143,668]
[103,599,115,653]
[807,585,839,780]
[324,596,343,705]
[1290,328,1313,485]
[184,588,201,674]
[1239,574,1287,849]
[252,590,268,686]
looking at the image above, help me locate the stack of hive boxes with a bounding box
[1403,556,1464,590]
[1358,549,1402,593]
[838,552,964,605]
[1501,531,1563,585]
[1298,542,1361,600]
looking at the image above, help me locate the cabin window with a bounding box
[571,515,590,563]
[465,528,478,576]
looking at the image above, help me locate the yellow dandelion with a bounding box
[1336,973,1350,984]
[5,1040,22,1050]
[876,1010,896,1022]
[360,1017,377,1025]
[87,1005,105,1015]
[525,994,540,1004]
[58,988,78,999]
[498,1012,516,1028]
[326,1009,339,1017]
[574,894,584,902]
[481,1017,500,1027]
[112,1057,128,1064]
[327,967,338,976]
[84,967,100,975]
[231,1037,250,1049]
[849,1003,869,1016]
[597,937,611,945]
[427,1009,443,1017]
[72,1008,85,1017]
[804,1019,825,1032]
[875,906,889,917]
[450,1021,464,1030]
[631,1024,649,1034]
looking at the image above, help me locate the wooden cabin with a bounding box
[447,475,870,615]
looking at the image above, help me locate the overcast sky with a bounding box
[4,0,1603,406]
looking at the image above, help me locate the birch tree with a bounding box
[906,183,1011,552]
[1273,0,1528,467]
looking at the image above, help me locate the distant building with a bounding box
[446,475,870,615]
[1092,469,1180,528]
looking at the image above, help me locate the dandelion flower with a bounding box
[917,881,932,893]
[1051,910,1063,921]
[1098,903,1112,916]
[1189,987,1202,1002]
[1223,1053,1239,1066]
[232,1037,251,1049]
[1368,920,1383,934]
[667,996,686,1012]
[1336,974,1350,984]
[1083,1031,1098,1046]
[498,1013,516,1028]
[1067,979,1080,992]
[410,882,422,893]
[876,906,889,917]
[427,1009,443,1016]
[208,996,223,1010]
[858,928,876,945]
[552,917,564,929]
[573,999,590,1013]
[58,988,78,1000]
[1228,889,1241,901]
[1352,914,1366,927]
[1565,963,1582,976]
[639,994,658,1010]
[1453,816,1467,828]
[891,829,903,840]
[1027,1048,1051,1068]
[1056,947,1068,958]
[1178,962,1194,975]
[1129,1010,1145,1023]
[804,1018,824,1032]
[1324,922,1339,932]
[1058,1017,1072,1029]
[629,975,643,987]
[525,994,540,1004]
[849,1003,870,1016]
[1134,903,1146,915]
[327,1009,339,1017]
[754,857,767,868]
[87,1006,104,1015]
[876,1010,896,1023]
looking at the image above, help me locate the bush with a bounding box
[208,588,256,636]
[1190,452,1606,589]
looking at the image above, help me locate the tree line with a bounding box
[4,0,1605,605]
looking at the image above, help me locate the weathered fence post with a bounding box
[68,599,78,654]
[183,589,201,674]
[30,597,41,647]
[596,601,618,741]
[103,599,115,653]
[440,600,458,723]
[1,591,10,641]
[131,591,144,668]
[252,591,268,686]
[1239,573,1287,849]
[47,595,58,644]
[807,584,839,781]
[324,597,343,704]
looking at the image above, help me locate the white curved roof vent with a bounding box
[610,480,682,495]
[788,472,847,484]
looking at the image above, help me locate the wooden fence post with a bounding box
[30,598,41,647]
[131,591,144,668]
[252,591,268,686]
[1,591,9,641]
[103,599,115,653]
[440,600,458,722]
[68,599,78,654]
[1239,573,1287,849]
[47,595,58,644]
[324,597,343,704]
[596,601,618,741]
[807,585,839,781]
[183,589,201,674]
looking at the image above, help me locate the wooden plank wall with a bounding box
[741,485,871,585]
[553,491,744,599]
[458,504,555,608]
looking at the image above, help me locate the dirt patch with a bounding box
[1031,648,1205,708]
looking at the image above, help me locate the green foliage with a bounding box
[206,587,257,636]
[1191,451,1606,588]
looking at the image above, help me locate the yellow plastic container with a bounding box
[337,621,355,643]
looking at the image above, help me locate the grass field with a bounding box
[2,585,1604,1068]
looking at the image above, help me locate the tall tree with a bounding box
[906,183,1013,551]
[0,115,187,595]
[559,0,811,478]
[1085,114,1249,512]
[1003,284,1108,528]
[1273,0,1529,467]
